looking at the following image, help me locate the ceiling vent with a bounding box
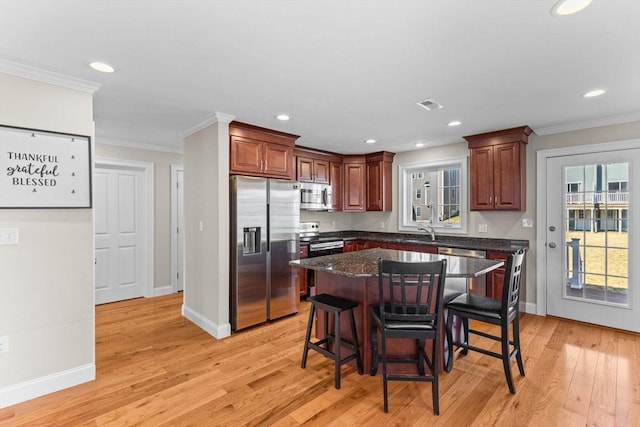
[417,99,443,111]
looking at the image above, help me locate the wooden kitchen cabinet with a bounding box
[486,251,508,299]
[229,121,298,179]
[365,151,394,211]
[296,156,330,184]
[386,242,438,254]
[465,126,532,211]
[343,240,365,252]
[343,155,366,212]
[362,240,388,249]
[329,161,343,210]
[299,243,309,296]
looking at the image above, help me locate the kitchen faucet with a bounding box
[418,224,436,241]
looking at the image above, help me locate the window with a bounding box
[567,182,582,192]
[398,157,467,233]
[608,181,628,192]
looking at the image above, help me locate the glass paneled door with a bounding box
[545,148,639,332]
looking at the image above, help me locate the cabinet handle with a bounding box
[489,196,492,204]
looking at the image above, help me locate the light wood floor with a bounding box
[1,293,638,426]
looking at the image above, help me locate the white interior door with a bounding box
[545,148,639,332]
[94,164,148,304]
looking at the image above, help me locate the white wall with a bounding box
[0,73,95,407]
[182,117,231,338]
[95,143,183,293]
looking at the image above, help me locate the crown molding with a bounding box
[0,59,101,94]
[534,112,640,136]
[96,137,183,154]
[180,112,235,138]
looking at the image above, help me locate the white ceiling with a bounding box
[1,0,639,154]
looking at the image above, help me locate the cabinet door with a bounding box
[230,135,264,175]
[313,159,330,184]
[299,244,309,296]
[487,251,508,299]
[264,143,294,179]
[343,162,365,211]
[297,157,314,182]
[494,143,523,210]
[470,146,495,210]
[343,240,358,252]
[366,161,383,211]
[363,240,387,249]
[330,161,343,211]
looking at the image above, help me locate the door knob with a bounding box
[548,242,557,248]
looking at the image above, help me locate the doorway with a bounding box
[94,159,154,304]
[171,164,184,292]
[537,141,639,332]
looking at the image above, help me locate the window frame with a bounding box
[398,156,468,234]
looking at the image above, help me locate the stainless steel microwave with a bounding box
[299,182,332,211]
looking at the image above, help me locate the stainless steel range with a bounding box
[299,221,344,257]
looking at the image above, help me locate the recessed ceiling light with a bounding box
[551,0,592,16]
[89,62,115,73]
[582,89,606,98]
[414,142,425,148]
[447,120,462,127]
[364,139,376,144]
[275,114,291,121]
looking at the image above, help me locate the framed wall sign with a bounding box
[0,125,92,208]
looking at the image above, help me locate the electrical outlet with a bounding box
[522,218,533,228]
[0,336,8,353]
[380,221,385,229]
[478,224,488,233]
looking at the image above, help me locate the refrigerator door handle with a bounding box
[266,204,270,252]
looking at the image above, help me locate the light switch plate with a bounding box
[478,224,488,233]
[0,228,19,245]
[522,218,534,228]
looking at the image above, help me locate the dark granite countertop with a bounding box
[313,230,528,252]
[290,248,504,278]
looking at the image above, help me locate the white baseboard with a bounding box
[523,302,537,315]
[152,285,174,297]
[0,363,95,409]
[182,304,231,339]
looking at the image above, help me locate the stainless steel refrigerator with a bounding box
[230,175,300,331]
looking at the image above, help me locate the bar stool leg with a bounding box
[334,311,341,389]
[349,308,363,374]
[301,303,315,368]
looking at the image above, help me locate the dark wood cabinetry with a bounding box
[296,156,330,184]
[299,243,309,296]
[343,156,366,212]
[343,240,365,252]
[229,122,298,179]
[329,161,343,210]
[386,242,438,254]
[486,251,508,299]
[294,148,394,212]
[465,126,532,211]
[365,151,394,212]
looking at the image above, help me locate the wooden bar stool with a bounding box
[301,293,363,389]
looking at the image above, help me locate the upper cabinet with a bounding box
[366,151,394,211]
[464,126,532,211]
[294,147,394,212]
[296,156,330,183]
[229,121,298,180]
[329,161,343,211]
[343,155,366,212]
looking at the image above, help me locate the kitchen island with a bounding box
[290,248,504,374]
